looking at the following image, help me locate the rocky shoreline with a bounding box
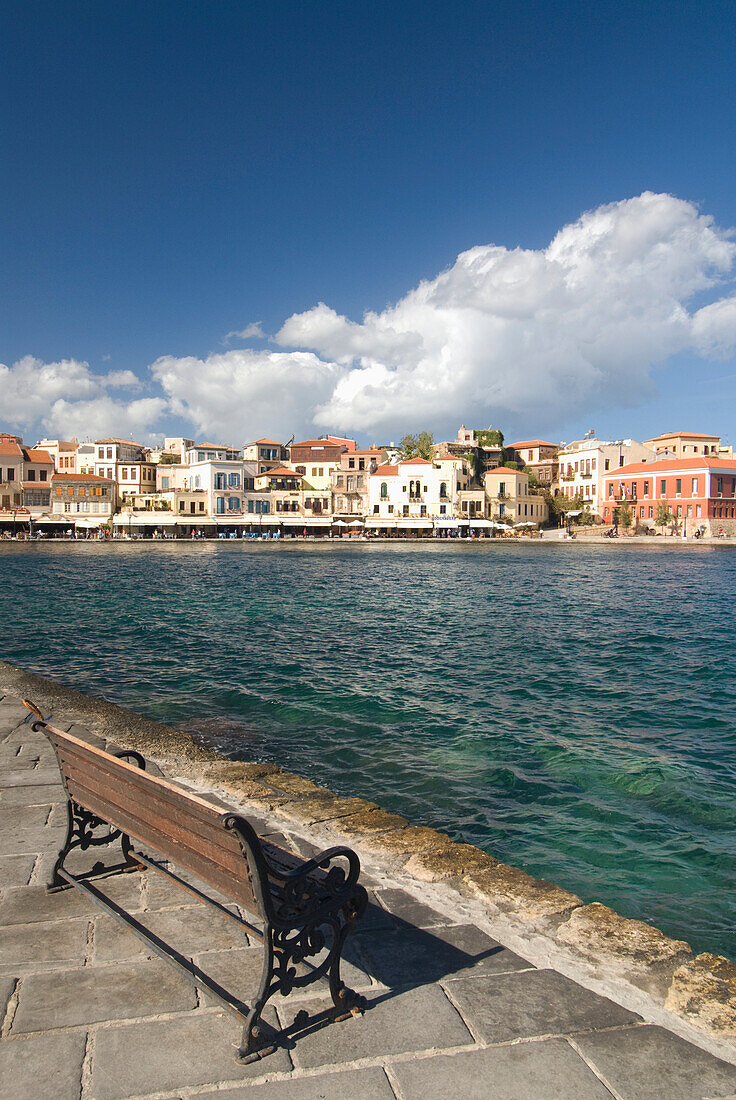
[2,658,734,1065]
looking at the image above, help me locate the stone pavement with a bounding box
[2,694,736,1099]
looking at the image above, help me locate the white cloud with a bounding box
[223,322,265,344]
[274,192,736,434]
[0,356,165,441]
[150,349,340,443]
[3,194,736,444]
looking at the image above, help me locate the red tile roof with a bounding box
[51,473,114,482]
[375,464,399,476]
[487,466,526,475]
[0,443,23,457]
[605,456,736,477]
[251,438,282,446]
[23,449,53,464]
[399,456,433,465]
[509,440,556,449]
[260,466,300,478]
[95,438,145,446]
[644,431,720,442]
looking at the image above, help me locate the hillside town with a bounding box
[0,425,734,539]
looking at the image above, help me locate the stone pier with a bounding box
[1,666,736,1098]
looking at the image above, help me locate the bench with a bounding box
[22,700,368,1063]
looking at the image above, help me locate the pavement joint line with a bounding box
[80,1028,95,1100]
[438,978,488,1045]
[565,1034,622,1100]
[0,977,20,1038]
[381,1063,405,1100]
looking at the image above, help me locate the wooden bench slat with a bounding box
[64,774,258,909]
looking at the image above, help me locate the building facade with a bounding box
[483,467,548,526]
[557,438,656,516]
[51,473,115,529]
[602,457,736,536]
[642,431,721,459]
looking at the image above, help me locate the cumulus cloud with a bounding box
[0,356,165,440]
[272,192,736,434]
[223,322,265,344]
[150,348,340,442]
[3,193,736,443]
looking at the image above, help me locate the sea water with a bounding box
[2,540,735,957]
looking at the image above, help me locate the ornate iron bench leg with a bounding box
[237,929,279,1063]
[328,891,368,1019]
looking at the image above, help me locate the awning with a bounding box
[468,519,493,528]
[348,519,364,527]
[31,515,69,525]
[74,517,105,529]
[364,518,397,528]
[280,516,333,527]
[114,513,183,526]
[397,519,433,528]
[332,519,348,527]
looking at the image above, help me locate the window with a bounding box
[660,479,666,497]
[358,458,365,470]
[373,504,379,513]
[592,459,596,470]
[244,477,254,490]
[161,477,170,490]
[79,487,86,496]
[356,475,363,488]
[696,505,702,517]
[648,507,653,518]
[227,496,239,511]
[199,502,205,512]
[55,486,62,496]
[67,487,74,496]
[388,504,394,513]
[643,480,649,497]
[403,505,409,516]
[98,447,105,458]
[107,468,113,479]
[179,500,186,512]
[717,477,724,494]
[380,482,388,499]
[216,496,225,514]
[677,505,682,517]
[92,502,99,513]
[619,456,625,466]
[336,475,343,487]
[27,470,36,481]
[121,468,127,479]
[347,476,354,490]
[687,505,693,517]
[676,479,682,495]
[604,459,610,471]
[640,507,644,518]
[106,448,113,459]
[228,473,240,488]
[40,470,47,481]
[319,467,324,477]
[348,458,355,468]
[215,473,226,489]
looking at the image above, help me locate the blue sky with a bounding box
[2,0,736,447]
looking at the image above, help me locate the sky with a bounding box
[2,0,736,448]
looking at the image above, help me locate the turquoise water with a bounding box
[2,541,736,957]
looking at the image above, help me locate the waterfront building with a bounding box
[21,447,54,518]
[243,438,289,473]
[90,439,157,506]
[367,455,470,532]
[332,448,384,516]
[602,456,736,536]
[557,437,656,516]
[127,489,209,520]
[36,438,78,473]
[506,440,559,491]
[483,466,548,526]
[0,441,24,514]
[288,438,346,491]
[158,454,257,520]
[51,472,115,531]
[76,443,96,474]
[642,431,721,459]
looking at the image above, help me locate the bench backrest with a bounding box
[44,725,261,913]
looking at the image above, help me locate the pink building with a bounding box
[602,457,736,535]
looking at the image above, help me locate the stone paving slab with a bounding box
[90,1008,290,1100]
[194,1066,397,1099]
[0,783,63,807]
[355,921,531,989]
[376,887,450,928]
[283,985,474,1070]
[388,1038,614,1099]
[12,957,199,1033]
[0,976,14,1018]
[0,878,143,925]
[0,917,90,974]
[0,1030,87,1100]
[92,903,252,963]
[574,1024,736,1099]
[0,854,36,888]
[444,968,640,1043]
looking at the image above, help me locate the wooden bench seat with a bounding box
[23,700,368,1063]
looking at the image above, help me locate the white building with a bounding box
[90,439,157,506]
[557,437,656,516]
[368,456,469,525]
[157,457,258,518]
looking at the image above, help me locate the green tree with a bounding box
[475,429,504,448]
[655,501,674,532]
[399,434,417,459]
[416,430,434,460]
[616,501,633,531]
